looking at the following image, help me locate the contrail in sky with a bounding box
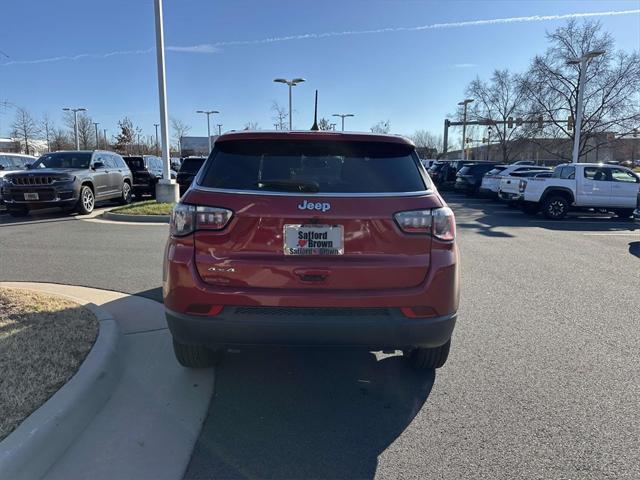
[2,9,638,66]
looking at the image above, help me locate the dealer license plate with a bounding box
[284,224,344,255]
[24,192,39,200]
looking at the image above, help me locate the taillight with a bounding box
[519,179,528,192]
[170,203,233,236]
[394,207,456,241]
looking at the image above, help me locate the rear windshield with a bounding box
[123,157,145,171]
[180,158,205,174]
[33,152,91,169]
[199,140,427,193]
[487,166,507,176]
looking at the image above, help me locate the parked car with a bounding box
[520,163,640,219]
[634,189,640,223]
[164,131,459,370]
[454,162,503,195]
[176,156,206,196]
[497,169,553,205]
[1,150,132,217]
[432,160,476,190]
[479,164,547,198]
[123,155,176,197]
[0,154,36,209]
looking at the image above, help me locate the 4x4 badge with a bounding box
[297,200,331,212]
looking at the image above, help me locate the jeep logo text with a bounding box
[297,200,331,212]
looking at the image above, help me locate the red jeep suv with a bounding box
[163,131,459,369]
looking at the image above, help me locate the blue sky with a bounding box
[0,0,638,143]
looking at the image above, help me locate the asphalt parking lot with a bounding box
[1,195,638,479]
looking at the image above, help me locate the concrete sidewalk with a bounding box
[0,282,214,480]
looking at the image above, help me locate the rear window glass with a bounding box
[199,140,426,193]
[124,157,145,170]
[180,158,205,174]
[487,167,507,176]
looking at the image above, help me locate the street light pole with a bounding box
[153,123,159,155]
[103,129,107,148]
[62,107,87,150]
[457,99,473,160]
[487,126,492,161]
[567,50,605,163]
[332,113,355,131]
[217,124,222,135]
[196,110,220,154]
[153,0,178,202]
[274,78,305,130]
[93,122,100,149]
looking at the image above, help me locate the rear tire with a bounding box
[118,181,132,205]
[172,338,220,368]
[613,209,634,219]
[405,340,451,370]
[541,195,569,220]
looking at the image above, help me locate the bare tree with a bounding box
[50,127,73,151]
[40,113,54,152]
[11,108,38,155]
[170,117,191,149]
[64,111,94,149]
[409,129,442,150]
[520,20,640,161]
[466,69,530,162]
[370,120,391,134]
[271,101,288,130]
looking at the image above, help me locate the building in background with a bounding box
[0,137,47,156]
[179,136,218,157]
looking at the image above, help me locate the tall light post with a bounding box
[332,113,355,131]
[62,107,86,149]
[486,126,492,161]
[273,77,305,130]
[93,122,100,149]
[153,123,159,155]
[153,0,178,202]
[196,110,219,154]
[217,124,223,135]
[457,99,473,160]
[103,129,108,148]
[567,50,605,163]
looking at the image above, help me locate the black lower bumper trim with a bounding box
[165,307,456,349]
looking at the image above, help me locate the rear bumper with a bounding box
[166,307,456,349]
[634,208,640,223]
[498,191,523,202]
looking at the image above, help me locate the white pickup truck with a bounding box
[520,163,640,219]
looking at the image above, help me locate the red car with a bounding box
[163,131,459,369]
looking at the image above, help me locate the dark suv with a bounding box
[1,150,132,217]
[176,156,206,196]
[164,131,459,370]
[123,155,175,197]
[454,162,502,195]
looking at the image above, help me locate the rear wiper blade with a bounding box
[256,179,320,193]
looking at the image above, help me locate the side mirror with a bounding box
[0,164,4,170]
[92,161,105,170]
[24,163,31,170]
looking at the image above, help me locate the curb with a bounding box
[102,211,170,223]
[0,303,124,480]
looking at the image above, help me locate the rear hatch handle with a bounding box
[294,268,330,283]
